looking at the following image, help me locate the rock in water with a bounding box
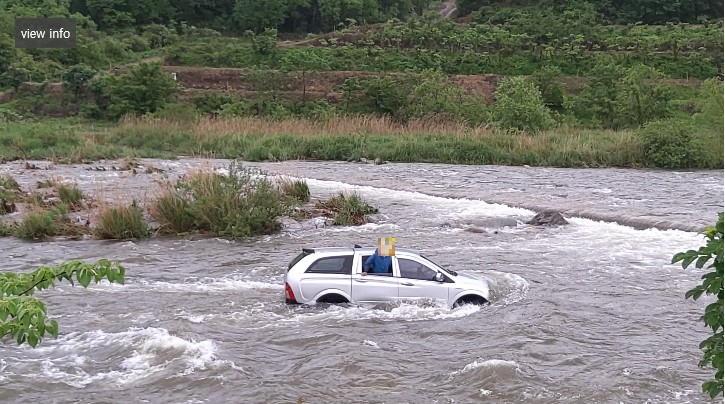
[527,210,569,226]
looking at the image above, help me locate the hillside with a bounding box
[0,0,722,169]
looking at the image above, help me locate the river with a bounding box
[0,159,722,403]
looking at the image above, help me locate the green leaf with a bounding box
[696,254,712,269]
[681,254,697,269]
[49,319,59,337]
[77,269,92,288]
[27,332,38,348]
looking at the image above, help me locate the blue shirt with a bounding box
[364,249,392,273]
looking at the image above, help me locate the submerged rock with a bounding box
[527,210,569,226]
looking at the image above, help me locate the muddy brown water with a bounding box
[0,159,722,404]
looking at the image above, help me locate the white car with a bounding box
[283,246,492,308]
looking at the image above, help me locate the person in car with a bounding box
[363,248,392,274]
[362,238,395,275]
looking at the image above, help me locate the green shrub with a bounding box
[94,202,150,240]
[13,205,74,240]
[316,192,378,225]
[694,78,724,132]
[149,161,289,238]
[618,64,672,127]
[219,101,252,118]
[62,64,97,95]
[639,119,705,168]
[100,62,177,119]
[532,66,565,112]
[490,76,554,132]
[193,94,233,115]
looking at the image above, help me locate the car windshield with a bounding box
[420,254,457,276]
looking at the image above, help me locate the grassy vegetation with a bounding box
[56,183,85,210]
[149,162,290,238]
[1,116,721,168]
[316,192,379,225]
[278,178,311,204]
[12,204,87,240]
[0,175,21,214]
[94,202,150,240]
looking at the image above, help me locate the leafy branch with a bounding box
[0,259,125,348]
[672,212,724,398]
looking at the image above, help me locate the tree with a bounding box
[280,50,331,101]
[62,63,97,95]
[101,62,177,119]
[572,61,625,129]
[490,76,554,132]
[618,64,671,127]
[233,0,289,33]
[0,34,14,75]
[532,65,565,113]
[1,259,125,348]
[693,78,724,132]
[672,213,724,399]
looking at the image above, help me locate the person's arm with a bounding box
[363,254,374,272]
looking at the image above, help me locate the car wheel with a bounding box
[453,295,488,308]
[316,294,349,304]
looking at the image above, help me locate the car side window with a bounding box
[361,255,392,276]
[305,256,353,275]
[398,258,438,281]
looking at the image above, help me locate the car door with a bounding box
[351,253,399,304]
[298,255,353,301]
[396,256,449,303]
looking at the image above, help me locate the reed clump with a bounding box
[94,201,150,240]
[149,161,289,239]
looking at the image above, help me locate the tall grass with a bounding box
[56,182,85,209]
[316,192,378,225]
[278,178,310,204]
[0,175,21,214]
[0,116,722,168]
[149,161,290,239]
[13,204,86,240]
[94,201,150,240]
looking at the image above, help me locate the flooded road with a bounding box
[0,159,722,403]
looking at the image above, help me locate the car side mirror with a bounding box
[434,273,444,282]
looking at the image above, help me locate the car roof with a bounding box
[302,246,421,256]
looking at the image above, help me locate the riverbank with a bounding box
[1,117,722,169]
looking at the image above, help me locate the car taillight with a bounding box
[285,282,297,303]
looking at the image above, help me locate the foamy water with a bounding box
[0,158,721,403]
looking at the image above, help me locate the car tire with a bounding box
[316,294,349,304]
[453,295,488,308]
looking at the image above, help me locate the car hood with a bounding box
[454,272,497,289]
